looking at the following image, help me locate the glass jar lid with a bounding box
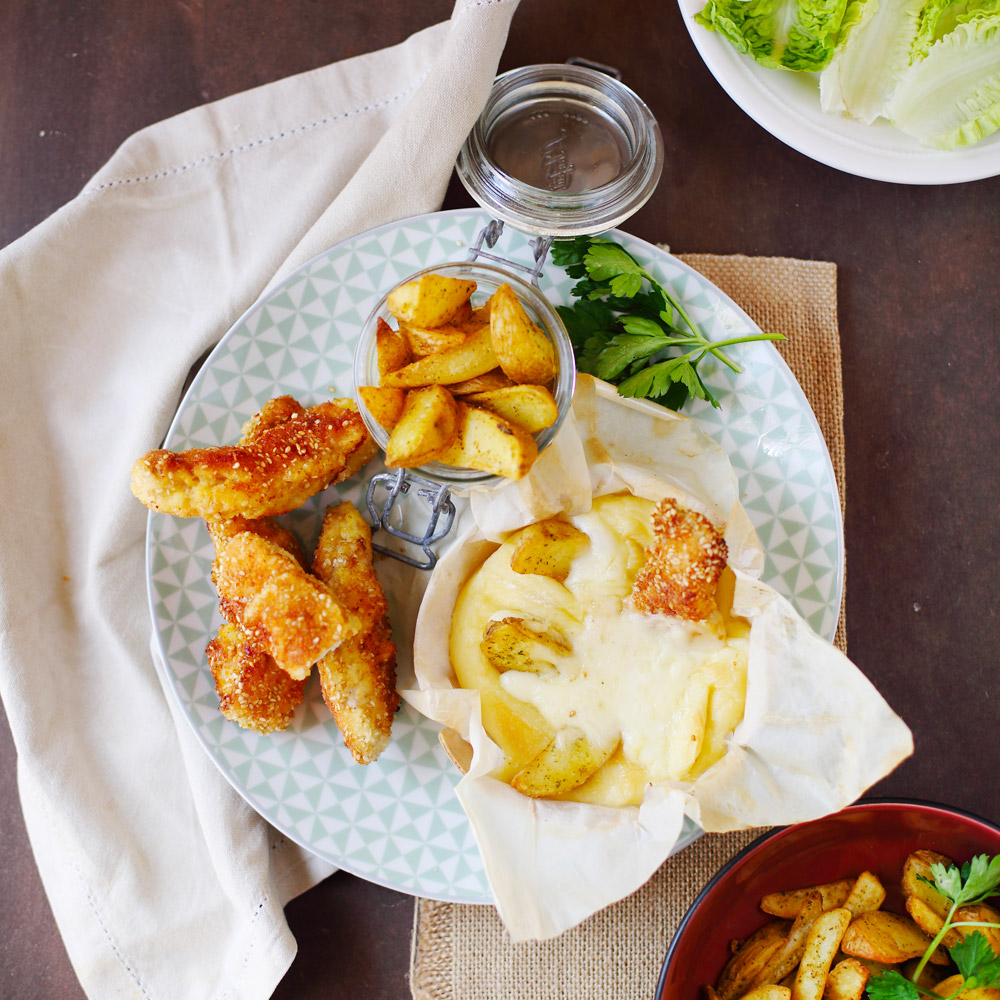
[456,63,663,237]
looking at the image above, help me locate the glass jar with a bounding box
[353,260,576,490]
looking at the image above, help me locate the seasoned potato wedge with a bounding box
[465,383,559,434]
[509,519,590,582]
[742,988,791,1000]
[901,850,954,922]
[822,958,868,1000]
[752,892,824,988]
[901,957,947,991]
[490,282,558,383]
[716,921,791,1000]
[357,385,405,431]
[510,727,617,798]
[386,273,476,328]
[906,895,947,942]
[384,385,458,468]
[399,320,467,357]
[480,617,570,673]
[376,316,412,378]
[933,974,1000,998]
[434,402,538,480]
[761,881,854,919]
[843,872,886,916]
[447,370,514,394]
[841,911,948,965]
[952,903,1000,953]
[792,908,852,1000]
[382,325,498,388]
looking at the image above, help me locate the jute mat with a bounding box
[409,253,846,1000]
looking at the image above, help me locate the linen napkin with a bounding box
[0,2,518,998]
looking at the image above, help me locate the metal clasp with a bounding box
[467,219,552,286]
[366,469,457,570]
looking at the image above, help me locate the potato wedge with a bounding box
[509,519,590,582]
[761,881,854,919]
[843,872,886,917]
[434,402,538,480]
[465,383,559,434]
[933,975,1000,999]
[376,317,412,378]
[448,370,514,394]
[844,956,893,976]
[906,895,947,942]
[901,957,947,991]
[901,850,954,922]
[490,282,558,383]
[382,325,498,388]
[822,958,868,1000]
[716,922,792,1000]
[792,907,852,1000]
[752,892,824,988]
[469,296,492,325]
[510,727,617,798]
[399,320,466,357]
[386,273,476,327]
[480,617,570,673]
[357,385,405,431]
[953,903,1000,953]
[841,911,948,965]
[740,988,791,1000]
[384,385,458,468]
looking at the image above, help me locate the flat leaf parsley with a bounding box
[550,236,784,411]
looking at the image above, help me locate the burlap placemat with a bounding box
[409,253,845,1000]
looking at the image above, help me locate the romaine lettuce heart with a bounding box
[694,0,852,72]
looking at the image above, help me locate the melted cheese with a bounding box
[449,495,748,806]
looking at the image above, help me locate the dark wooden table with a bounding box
[2,1,998,997]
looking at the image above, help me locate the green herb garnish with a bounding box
[867,854,1000,1000]
[550,236,785,412]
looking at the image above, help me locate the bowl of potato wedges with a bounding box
[353,261,576,486]
[656,799,1000,1000]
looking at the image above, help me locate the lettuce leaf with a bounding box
[912,0,999,59]
[819,0,928,123]
[886,14,1000,148]
[694,0,852,71]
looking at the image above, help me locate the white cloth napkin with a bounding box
[0,2,518,997]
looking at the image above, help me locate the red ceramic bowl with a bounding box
[656,798,1000,1000]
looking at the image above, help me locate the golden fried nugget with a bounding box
[239,395,306,441]
[131,398,377,519]
[207,623,306,734]
[207,514,307,569]
[630,497,728,622]
[312,502,399,764]
[214,531,359,680]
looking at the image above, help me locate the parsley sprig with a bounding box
[867,854,1000,1000]
[550,236,784,411]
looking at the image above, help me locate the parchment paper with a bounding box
[401,374,912,942]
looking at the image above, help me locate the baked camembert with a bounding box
[449,495,749,806]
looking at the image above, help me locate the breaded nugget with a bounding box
[312,502,399,765]
[131,398,377,519]
[207,514,306,569]
[239,395,306,441]
[214,531,359,680]
[630,497,728,622]
[207,623,306,734]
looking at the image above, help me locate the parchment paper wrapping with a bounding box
[401,374,912,942]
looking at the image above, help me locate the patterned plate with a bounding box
[147,208,843,904]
